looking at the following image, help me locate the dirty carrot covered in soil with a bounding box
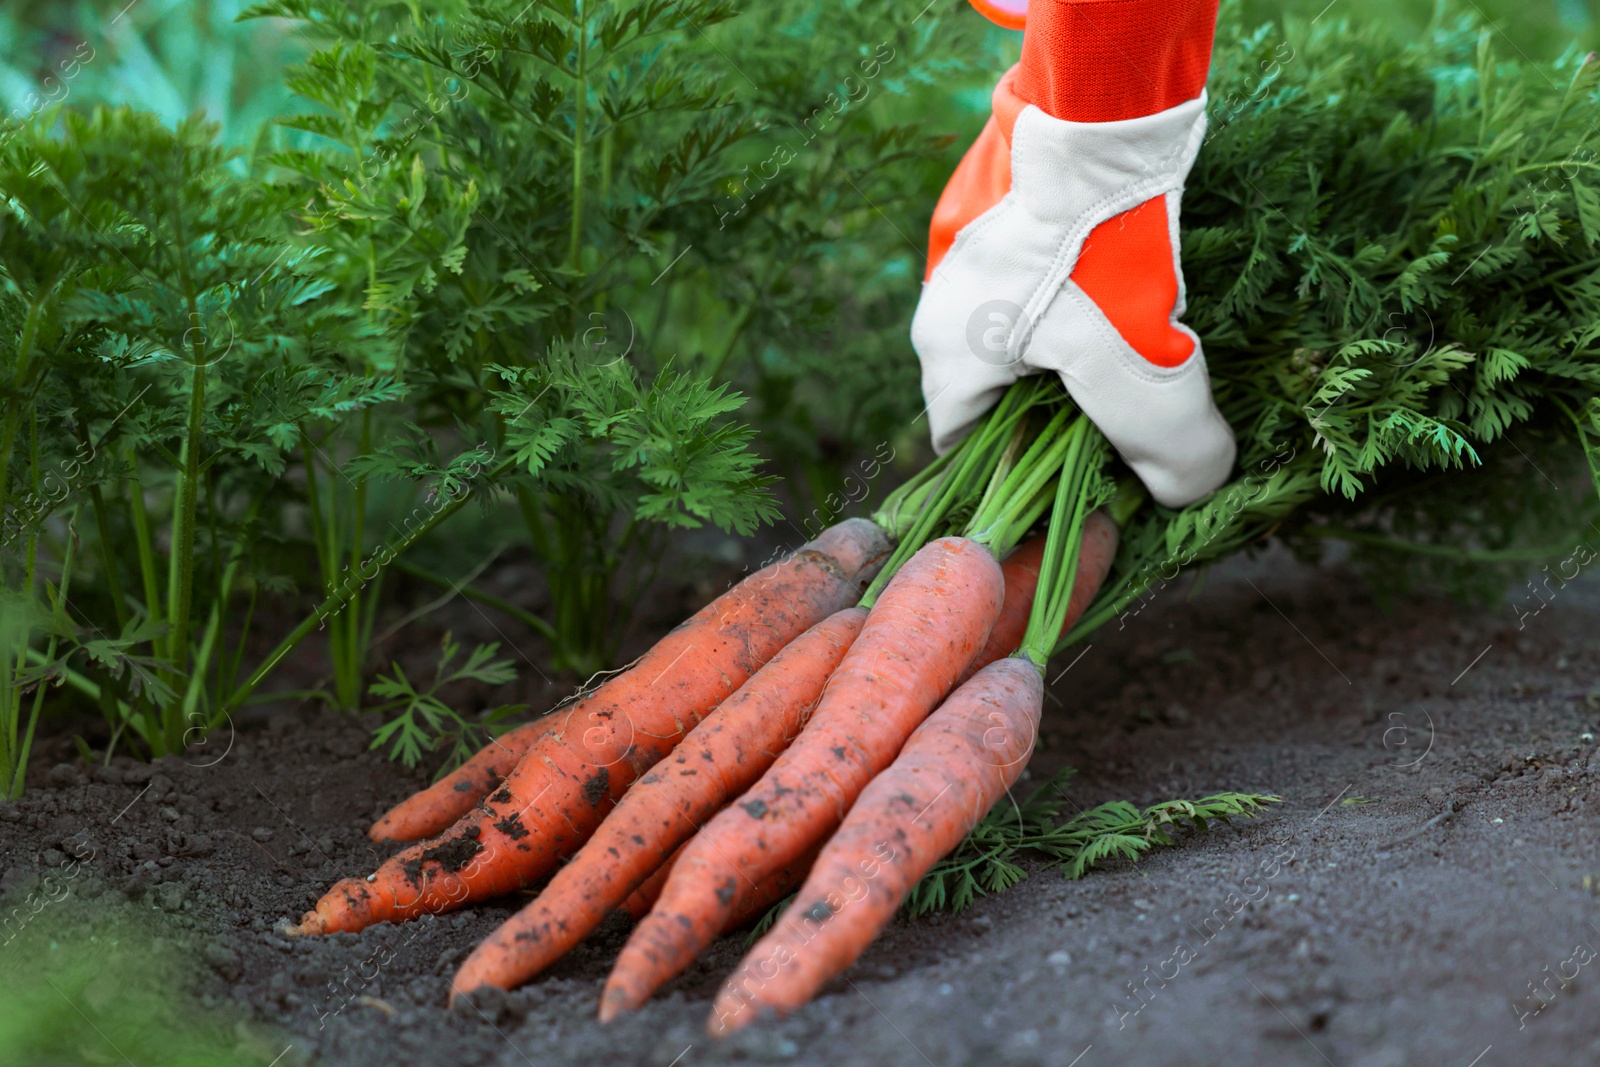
[597,534,1007,1019]
[711,656,1044,1031]
[450,608,868,999]
[286,520,890,936]
[450,440,1106,1001]
[711,418,1112,1030]
[455,508,1118,1001]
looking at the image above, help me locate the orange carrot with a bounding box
[287,520,890,937]
[598,536,1005,1020]
[450,608,866,1001]
[369,718,554,843]
[709,656,1045,1031]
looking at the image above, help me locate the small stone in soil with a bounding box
[251,827,274,842]
[47,764,86,788]
[154,882,188,911]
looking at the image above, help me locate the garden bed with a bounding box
[5,546,1597,1066]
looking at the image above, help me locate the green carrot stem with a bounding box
[872,447,955,540]
[967,417,1032,533]
[11,508,78,796]
[223,456,512,713]
[873,379,1051,541]
[1019,420,1095,667]
[965,408,1076,557]
[125,442,164,649]
[347,407,373,700]
[87,482,129,635]
[163,359,208,748]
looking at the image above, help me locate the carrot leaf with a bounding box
[900,772,1280,918]
[368,631,526,771]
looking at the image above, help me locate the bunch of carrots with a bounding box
[287,382,1125,1032]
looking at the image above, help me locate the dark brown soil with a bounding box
[3,545,1599,1067]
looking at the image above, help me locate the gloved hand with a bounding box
[913,0,1234,509]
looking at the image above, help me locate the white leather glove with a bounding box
[912,91,1236,509]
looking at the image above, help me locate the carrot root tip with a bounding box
[278,916,317,937]
[596,993,631,1024]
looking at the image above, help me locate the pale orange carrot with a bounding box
[710,656,1044,1031]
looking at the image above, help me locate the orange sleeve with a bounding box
[1014,0,1218,122]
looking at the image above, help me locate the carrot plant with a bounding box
[1060,15,1600,640]
[0,108,393,785]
